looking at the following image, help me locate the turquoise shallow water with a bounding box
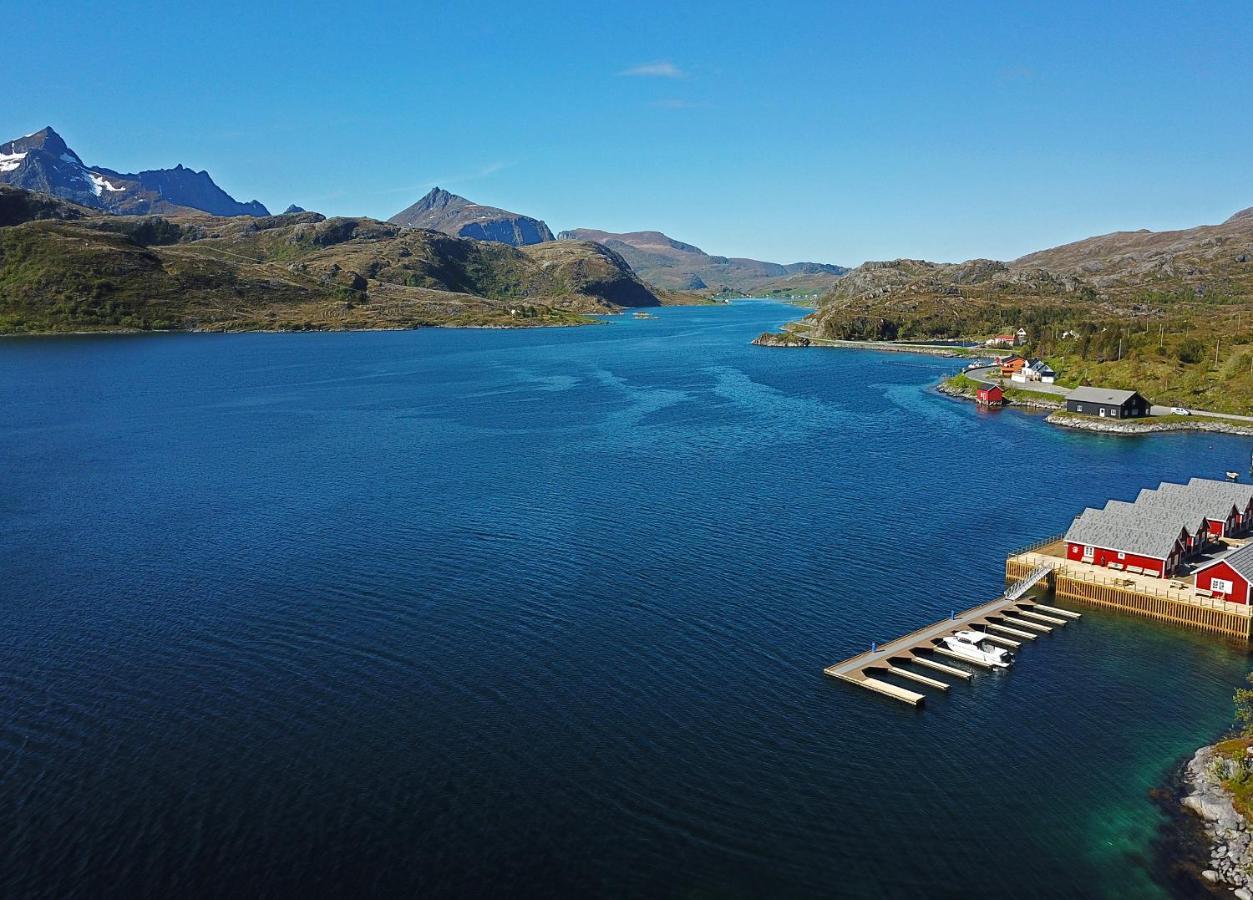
[1,300,1249,898]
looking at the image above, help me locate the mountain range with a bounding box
[0,127,268,217]
[389,188,554,246]
[0,184,685,334]
[557,228,847,295]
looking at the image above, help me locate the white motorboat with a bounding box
[940,631,1013,668]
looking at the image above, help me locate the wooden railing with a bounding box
[1006,533,1065,559]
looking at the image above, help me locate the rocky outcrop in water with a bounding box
[1182,745,1253,897]
[752,331,810,347]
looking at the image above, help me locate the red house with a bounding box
[976,384,1003,406]
[1194,544,1253,604]
[1064,509,1186,577]
[999,356,1026,377]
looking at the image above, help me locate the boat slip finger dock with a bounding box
[825,562,1080,706]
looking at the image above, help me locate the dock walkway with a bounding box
[824,562,1075,706]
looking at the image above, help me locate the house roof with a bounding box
[1064,508,1185,560]
[1102,499,1200,539]
[978,383,1001,393]
[1187,478,1253,511]
[1195,542,1253,581]
[1144,482,1241,522]
[1065,386,1141,405]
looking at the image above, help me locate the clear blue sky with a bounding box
[4,1,1251,265]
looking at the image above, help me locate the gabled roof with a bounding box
[1187,478,1253,511]
[1144,482,1240,522]
[1065,386,1142,405]
[1064,508,1185,560]
[1195,542,1253,581]
[1102,499,1200,539]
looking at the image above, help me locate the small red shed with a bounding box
[1193,544,1253,605]
[976,384,1004,407]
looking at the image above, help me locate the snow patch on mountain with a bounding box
[88,173,124,194]
[0,151,27,173]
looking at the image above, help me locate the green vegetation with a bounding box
[804,210,1253,412]
[1213,737,1253,822]
[0,192,670,334]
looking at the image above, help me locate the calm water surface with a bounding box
[1,301,1250,898]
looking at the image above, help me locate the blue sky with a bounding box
[4,1,1251,265]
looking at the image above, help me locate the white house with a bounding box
[1011,358,1057,384]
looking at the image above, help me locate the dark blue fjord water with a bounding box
[1,300,1250,898]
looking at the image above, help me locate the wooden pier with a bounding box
[824,563,1079,706]
[1006,550,1253,641]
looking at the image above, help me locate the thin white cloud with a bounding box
[619,61,685,79]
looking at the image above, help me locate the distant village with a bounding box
[971,326,1156,421]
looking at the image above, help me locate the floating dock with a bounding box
[824,563,1080,706]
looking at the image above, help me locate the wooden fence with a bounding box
[1005,555,1252,641]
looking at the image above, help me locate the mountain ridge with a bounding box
[557,227,847,295]
[0,127,268,217]
[0,185,694,335]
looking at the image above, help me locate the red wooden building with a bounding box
[1062,479,1253,580]
[976,384,1003,406]
[1194,544,1253,605]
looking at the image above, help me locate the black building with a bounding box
[1064,386,1150,419]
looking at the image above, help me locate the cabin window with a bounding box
[1076,404,1084,412]
[1117,552,1125,560]
[1213,578,1235,595]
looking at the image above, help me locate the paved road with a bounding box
[963,365,1253,423]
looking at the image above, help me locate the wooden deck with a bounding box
[1007,552,1253,641]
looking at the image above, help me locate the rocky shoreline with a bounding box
[1045,412,1253,437]
[1182,744,1253,897]
[935,379,1062,410]
[752,331,811,347]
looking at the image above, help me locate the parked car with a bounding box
[1171,406,1191,415]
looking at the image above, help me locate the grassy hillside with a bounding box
[0,187,696,334]
[797,209,1253,413]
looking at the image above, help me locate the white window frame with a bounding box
[1212,577,1235,595]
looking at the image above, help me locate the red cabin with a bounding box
[1194,544,1253,604]
[976,384,1003,407]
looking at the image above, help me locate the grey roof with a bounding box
[1187,478,1253,510]
[1144,482,1240,522]
[1064,508,1185,559]
[1198,542,1253,581]
[1065,386,1142,405]
[1103,499,1202,539]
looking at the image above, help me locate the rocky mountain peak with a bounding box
[1,126,76,161]
[389,188,553,246]
[0,126,268,217]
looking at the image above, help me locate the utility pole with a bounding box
[1159,323,1164,348]
[1117,337,1123,361]
[1216,338,1221,368]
